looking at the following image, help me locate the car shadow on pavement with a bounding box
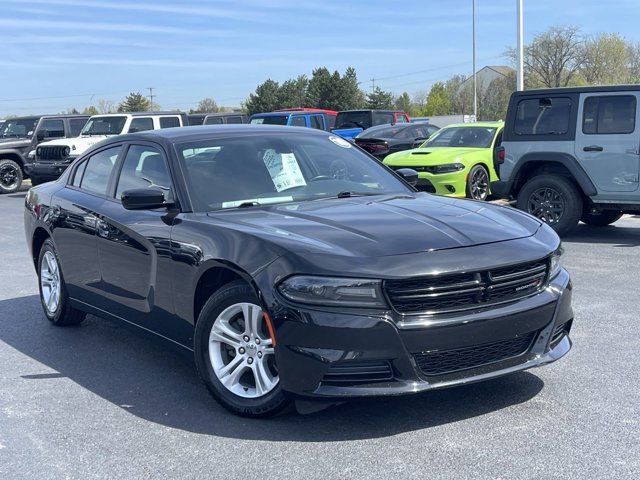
[0,295,545,442]
[563,223,640,247]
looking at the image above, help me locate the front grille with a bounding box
[413,331,536,376]
[37,145,70,162]
[322,360,394,385]
[385,259,548,315]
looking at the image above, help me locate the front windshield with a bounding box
[335,111,371,130]
[250,116,288,125]
[0,118,38,138]
[80,116,127,135]
[178,133,411,211]
[423,126,497,148]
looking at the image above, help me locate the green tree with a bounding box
[394,92,412,114]
[244,79,281,115]
[336,67,366,110]
[480,71,516,120]
[118,92,151,112]
[423,82,451,115]
[444,74,472,114]
[365,86,394,109]
[192,97,220,113]
[306,67,338,109]
[277,75,309,108]
[580,33,630,85]
[83,106,99,115]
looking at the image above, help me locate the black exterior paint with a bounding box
[24,125,573,398]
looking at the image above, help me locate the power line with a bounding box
[147,87,155,109]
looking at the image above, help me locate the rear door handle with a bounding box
[583,145,603,152]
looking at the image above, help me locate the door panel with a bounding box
[575,93,640,193]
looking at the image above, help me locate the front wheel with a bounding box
[0,159,23,194]
[466,164,490,201]
[194,280,290,417]
[516,174,583,236]
[581,210,623,226]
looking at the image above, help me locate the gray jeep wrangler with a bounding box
[492,85,640,236]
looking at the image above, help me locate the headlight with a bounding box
[426,163,465,174]
[278,276,386,308]
[549,245,564,278]
[27,150,36,159]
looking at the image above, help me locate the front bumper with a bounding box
[23,160,74,180]
[263,268,572,398]
[416,171,466,196]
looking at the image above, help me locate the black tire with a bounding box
[37,239,86,326]
[466,164,490,201]
[194,280,290,418]
[581,210,623,226]
[516,174,583,236]
[0,158,23,194]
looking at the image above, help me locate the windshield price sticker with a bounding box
[263,149,307,192]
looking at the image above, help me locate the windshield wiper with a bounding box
[335,191,379,198]
[237,201,260,208]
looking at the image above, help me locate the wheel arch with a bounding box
[0,151,26,167]
[510,153,596,198]
[31,226,51,269]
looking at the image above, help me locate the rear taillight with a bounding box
[498,149,505,161]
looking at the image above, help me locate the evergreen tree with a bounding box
[118,92,151,112]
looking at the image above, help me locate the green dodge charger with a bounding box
[384,121,503,201]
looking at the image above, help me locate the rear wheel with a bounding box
[194,280,289,417]
[0,159,23,194]
[466,164,490,201]
[37,239,86,326]
[516,174,583,236]
[581,210,623,226]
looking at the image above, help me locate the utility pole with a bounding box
[370,78,376,93]
[147,87,155,111]
[472,0,477,119]
[516,0,524,91]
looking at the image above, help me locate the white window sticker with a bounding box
[329,135,352,148]
[262,149,307,192]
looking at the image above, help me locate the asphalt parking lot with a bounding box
[1,187,639,480]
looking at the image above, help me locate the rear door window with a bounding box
[159,116,181,129]
[310,115,324,130]
[205,116,224,125]
[514,97,572,135]
[290,116,307,127]
[373,113,394,126]
[582,95,636,134]
[127,117,154,133]
[39,119,65,139]
[226,116,243,124]
[79,146,121,195]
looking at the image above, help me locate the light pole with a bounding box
[516,0,524,90]
[472,0,477,119]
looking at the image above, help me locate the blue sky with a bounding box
[1,0,640,116]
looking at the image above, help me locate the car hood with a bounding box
[39,135,110,154]
[384,147,486,166]
[0,138,30,149]
[206,193,541,257]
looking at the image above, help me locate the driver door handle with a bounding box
[583,145,603,152]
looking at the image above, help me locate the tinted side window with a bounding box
[514,97,571,135]
[226,116,243,124]
[39,119,65,139]
[160,117,181,129]
[69,118,87,136]
[583,95,636,134]
[374,113,394,126]
[310,115,324,130]
[128,118,154,133]
[79,146,121,195]
[116,145,173,202]
[395,114,408,123]
[326,114,336,129]
[204,116,223,125]
[290,116,306,127]
[71,160,87,187]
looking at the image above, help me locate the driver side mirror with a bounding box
[121,188,169,210]
[395,168,419,187]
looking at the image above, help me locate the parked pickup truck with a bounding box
[249,108,336,131]
[0,114,89,193]
[332,110,410,139]
[26,111,186,185]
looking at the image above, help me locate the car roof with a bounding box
[110,124,329,143]
[514,85,640,96]
[204,112,246,117]
[337,110,404,114]
[251,111,322,117]
[89,111,183,118]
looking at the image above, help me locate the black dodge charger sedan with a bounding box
[24,125,573,417]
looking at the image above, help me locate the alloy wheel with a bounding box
[0,163,20,191]
[527,187,565,224]
[40,251,61,315]
[470,167,489,200]
[208,302,278,398]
